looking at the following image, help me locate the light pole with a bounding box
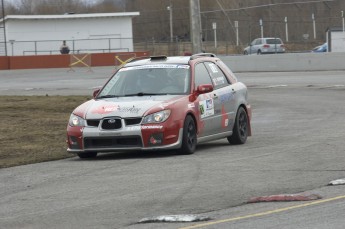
[167,2,173,42]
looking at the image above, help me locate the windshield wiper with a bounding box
[97,95,119,99]
[123,92,165,96]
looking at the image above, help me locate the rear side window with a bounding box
[204,62,229,89]
[267,39,282,44]
[217,61,237,83]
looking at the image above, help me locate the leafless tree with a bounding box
[4,0,345,47]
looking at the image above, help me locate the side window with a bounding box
[204,62,230,89]
[217,61,237,83]
[255,39,261,45]
[194,63,213,87]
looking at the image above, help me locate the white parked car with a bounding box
[244,38,285,55]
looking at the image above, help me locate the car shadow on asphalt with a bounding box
[68,140,233,161]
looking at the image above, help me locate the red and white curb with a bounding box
[138,214,211,223]
[248,193,322,203]
[328,178,345,186]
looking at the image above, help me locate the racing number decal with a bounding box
[199,98,214,119]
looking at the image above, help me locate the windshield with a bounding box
[97,64,190,98]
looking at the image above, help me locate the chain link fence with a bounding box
[1,37,133,56]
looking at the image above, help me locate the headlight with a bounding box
[69,114,86,127]
[142,110,171,124]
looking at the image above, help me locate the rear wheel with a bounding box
[244,50,248,55]
[228,107,248,145]
[257,50,262,55]
[178,115,197,155]
[77,152,97,159]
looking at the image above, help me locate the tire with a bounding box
[244,51,248,55]
[257,50,262,55]
[228,107,248,145]
[77,151,97,159]
[177,115,197,155]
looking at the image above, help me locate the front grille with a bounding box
[87,120,100,127]
[101,118,122,130]
[124,118,142,126]
[84,136,142,149]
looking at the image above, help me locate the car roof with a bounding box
[125,56,190,66]
[124,53,218,67]
[263,37,282,40]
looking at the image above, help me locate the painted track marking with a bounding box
[179,195,345,229]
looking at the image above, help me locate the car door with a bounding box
[204,62,236,134]
[194,62,219,137]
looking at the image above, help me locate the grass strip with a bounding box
[0,96,90,168]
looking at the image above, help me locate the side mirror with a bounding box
[93,88,100,98]
[196,84,213,94]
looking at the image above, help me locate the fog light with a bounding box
[69,136,80,149]
[148,133,163,146]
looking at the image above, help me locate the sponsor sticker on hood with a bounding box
[92,104,141,115]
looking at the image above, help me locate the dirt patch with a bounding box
[0,96,90,168]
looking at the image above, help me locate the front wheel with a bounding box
[177,115,197,155]
[77,151,97,159]
[228,107,248,145]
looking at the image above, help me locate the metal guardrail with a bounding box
[0,37,133,56]
[22,48,130,55]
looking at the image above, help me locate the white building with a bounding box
[1,12,139,56]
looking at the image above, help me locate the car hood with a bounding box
[74,95,185,119]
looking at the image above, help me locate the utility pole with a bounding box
[190,0,202,54]
[1,0,7,56]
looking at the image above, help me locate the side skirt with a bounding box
[197,131,232,144]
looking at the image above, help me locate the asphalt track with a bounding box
[0,67,345,229]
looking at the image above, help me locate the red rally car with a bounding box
[67,53,251,158]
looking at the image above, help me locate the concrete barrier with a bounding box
[220,52,345,72]
[1,51,344,72]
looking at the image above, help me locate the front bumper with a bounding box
[67,123,183,154]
